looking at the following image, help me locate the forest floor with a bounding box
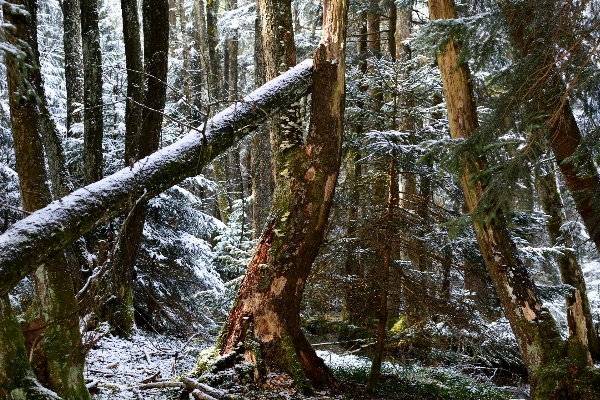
[84,329,527,399]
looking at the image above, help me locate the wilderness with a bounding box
[1,0,600,399]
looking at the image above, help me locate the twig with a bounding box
[134,382,184,390]
[143,348,153,365]
[0,202,32,215]
[140,371,161,384]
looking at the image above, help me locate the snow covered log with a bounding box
[0,59,314,296]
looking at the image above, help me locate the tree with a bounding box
[2,0,89,397]
[80,0,104,185]
[250,9,273,238]
[429,0,600,397]
[535,162,600,358]
[60,0,84,140]
[95,0,170,336]
[503,0,600,256]
[0,60,314,298]
[216,0,348,392]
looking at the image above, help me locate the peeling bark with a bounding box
[535,164,600,359]
[219,0,348,391]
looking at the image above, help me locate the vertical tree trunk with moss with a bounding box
[99,0,169,336]
[0,297,61,400]
[218,0,348,392]
[535,164,600,359]
[430,0,599,397]
[3,2,90,398]
[80,0,104,185]
[61,0,84,141]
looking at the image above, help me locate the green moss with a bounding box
[257,263,275,291]
[244,337,265,377]
[213,320,229,357]
[280,332,312,395]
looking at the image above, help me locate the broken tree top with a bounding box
[0,59,314,296]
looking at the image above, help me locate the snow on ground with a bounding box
[85,330,209,399]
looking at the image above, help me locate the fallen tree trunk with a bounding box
[0,59,313,297]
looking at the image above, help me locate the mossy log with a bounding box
[0,59,314,297]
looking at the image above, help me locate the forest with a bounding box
[1,0,600,398]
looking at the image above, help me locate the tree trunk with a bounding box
[367,157,397,393]
[250,11,273,238]
[0,60,314,297]
[217,0,348,392]
[429,0,599,397]
[80,0,104,185]
[61,0,84,140]
[193,0,208,100]
[100,0,170,336]
[178,0,193,112]
[227,0,238,101]
[503,1,600,257]
[367,0,382,114]
[121,0,144,164]
[0,296,61,400]
[535,164,600,359]
[3,2,89,398]
[206,0,220,98]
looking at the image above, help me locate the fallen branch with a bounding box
[191,389,219,400]
[0,59,314,296]
[182,377,226,399]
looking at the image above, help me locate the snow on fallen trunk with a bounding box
[0,59,314,296]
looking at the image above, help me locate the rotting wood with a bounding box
[0,59,314,296]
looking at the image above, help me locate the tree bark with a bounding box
[3,1,89,398]
[218,0,348,392]
[429,0,598,397]
[0,60,314,297]
[178,0,193,112]
[80,0,104,185]
[0,296,61,400]
[206,0,220,97]
[121,0,144,164]
[535,164,600,359]
[250,10,273,238]
[193,0,208,99]
[60,0,84,140]
[226,0,238,101]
